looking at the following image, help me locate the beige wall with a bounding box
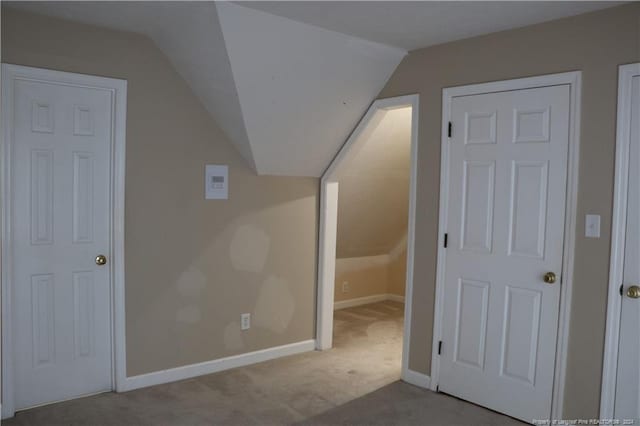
[334,256,390,302]
[335,108,411,258]
[334,248,407,302]
[333,108,410,302]
[1,8,318,376]
[378,4,640,417]
[388,249,407,297]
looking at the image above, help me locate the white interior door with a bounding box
[7,70,114,410]
[615,74,640,422]
[439,85,571,422]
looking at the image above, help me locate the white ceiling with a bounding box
[7,1,258,169]
[6,1,622,176]
[8,1,405,176]
[239,1,623,51]
[216,2,405,176]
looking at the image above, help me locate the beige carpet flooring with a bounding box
[4,300,521,425]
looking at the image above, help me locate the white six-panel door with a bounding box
[614,74,640,422]
[439,85,571,422]
[9,72,114,410]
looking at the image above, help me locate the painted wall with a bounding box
[335,108,411,258]
[333,249,406,303]
[1,8,318,377]
[334,256,390,302]
[377,3,640,417]
[388,249,407,297]
[333,108,410,303]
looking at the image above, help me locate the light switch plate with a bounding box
[585,214,601,238]
[241,313,250,330]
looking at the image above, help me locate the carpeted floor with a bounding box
[4,300,521,425]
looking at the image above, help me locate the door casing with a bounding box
[432,71,582,420]
[600,63,640,419]
[1,64,128,418]
[315,94,420,384]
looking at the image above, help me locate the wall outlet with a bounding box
[241,313,251,330]
[342,281,350,293]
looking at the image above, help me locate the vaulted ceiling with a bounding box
[335,108,412,258]
[8,1,619,176]
[240,1,621,50]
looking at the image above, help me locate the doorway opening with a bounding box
[316,95,419,384]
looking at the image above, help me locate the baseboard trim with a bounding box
[118,339,315,392]
[387,294,406,303]
[334,293,405,310]
[402,368,431,389]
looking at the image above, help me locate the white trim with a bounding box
[431,71,582,420]
[334,294,390,310]
[119,340,315,392]
[316,182,338,350]
[316,94,419,390]
[402,369,431,389]
[388,294,406,303]
[334,293,405,310]
[0,64,128,418]
[600,63,640,419]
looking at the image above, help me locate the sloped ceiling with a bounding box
[5,1,258,170]
[6,1,405,176]
[216,3,406,176]
[240,1,622,51]
[335,108,412,258]
[6,1,621,177]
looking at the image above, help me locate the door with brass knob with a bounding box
[7,68,115,411]
[543,272,557,284]
[626,285,640,299]
[438,84,572,421]
[611,70,640,421]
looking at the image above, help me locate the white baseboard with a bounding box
[334,293,405,310]
[402,368,431,389]
[334,294,389,310]
[387,294,405,303]
[118,339,315,392]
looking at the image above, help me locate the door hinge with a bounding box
[443,233,448,248]
[448,122,452,138]
[620,284,624,296]
[438,340,443,355]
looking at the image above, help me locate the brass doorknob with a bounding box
[543,272,557,284]
[95,255,107,266]
[627,285,640,299]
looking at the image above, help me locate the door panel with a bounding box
[499,285,541,386]
[454,279,490,370]
[10,76,113,410]
[439,85,570,422]
[508,161,548,258]
[460,161,495,253]
[615,75,640,421]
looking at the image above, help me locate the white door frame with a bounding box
[600,63,640,418]
[431,71,582,420]
[1,64,128,418]
[316,94,420,380]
